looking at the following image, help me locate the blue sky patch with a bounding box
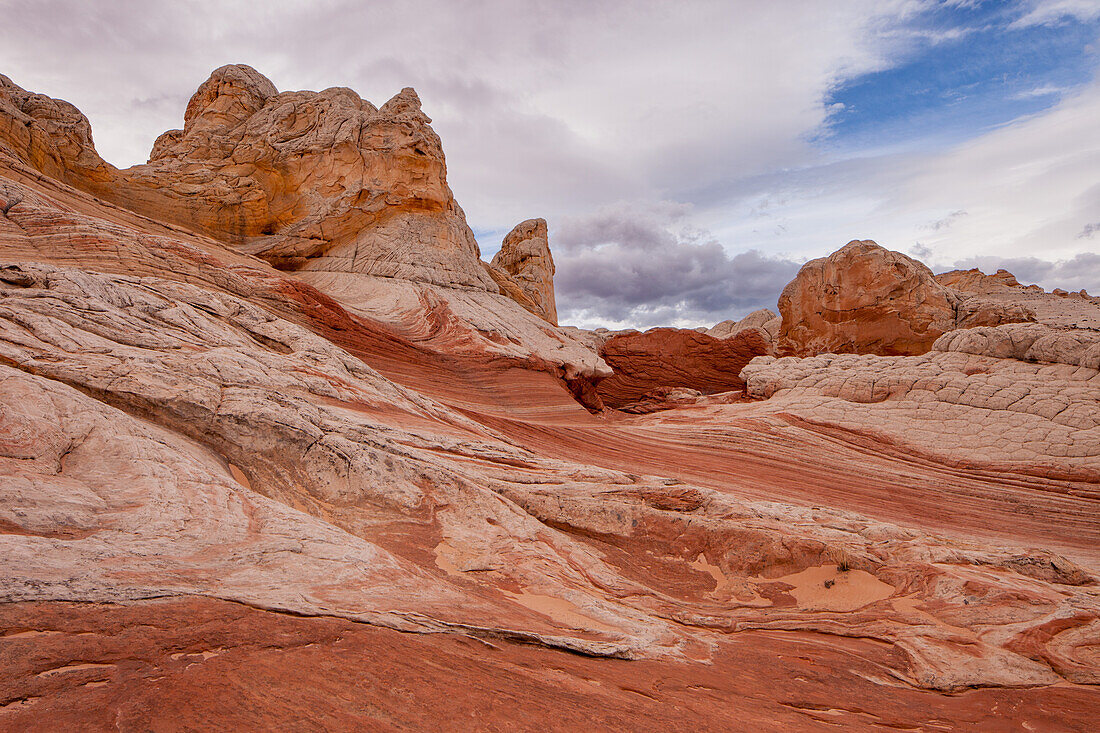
[821,1,1100,152]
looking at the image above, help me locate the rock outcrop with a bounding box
[0,67,610,394]
[596,327,769,409]
[1,70,1099,731]
[937,265,1100,331]
[707,308,778,340]
[489,218,558,324]
[934,322,1100,369]
[132,67,498,290]
[706,308,780,353]
[2,65,496,290]
[742,350,1100,481]
[777,240,1034,356]
[936,267,1021,292]
[0,72,114,187]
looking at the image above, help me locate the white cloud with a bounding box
[1,0,1097,327]
[1011,84,1070,99]
[1010,0,1100,28]
[873,79,1100,265]
[0,0,922,220]
[686,78,1100,295]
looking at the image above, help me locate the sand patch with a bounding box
[36,663,116,677]
[504,591,620,634]
[690,553,730,594]
[228,463,251,490]
[170,648,226,662]
[3,629,60,639]
[774,564,894,612]
[433,540,464,577]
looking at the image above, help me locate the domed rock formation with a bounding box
[777,240,958,356]
[131,65,497,290]
[706,308,780,353]
[489,218,558,324]
[777,240,1036,356]
[936,267,1020,293]
[0,67,610,391]
[707,308,778,339]
[0,72,114,186]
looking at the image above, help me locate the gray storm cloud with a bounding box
[553,205,800,328]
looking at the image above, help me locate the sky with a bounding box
[2,0,1098,328]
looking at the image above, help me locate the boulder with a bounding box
[778,240,1035,356]
[778,240,960,356]
[706,308,780,351]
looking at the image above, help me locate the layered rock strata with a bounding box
[1,69,1098,731]
[707,308,780,341]
[3,65,496,289]
[595,327,769,409]
[0,68,608,397]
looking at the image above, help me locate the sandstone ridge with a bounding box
[4,65,497,290]
[0,67,603,389]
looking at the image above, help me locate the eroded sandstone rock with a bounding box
[934,322,1100,369]
[707,308,776,338]
[777,240,1034,356]
[596,327,769,408]
[0,72,113,186]
[741,349,1100,481]
[2,69,1099,731]
[489,218,558,324]
[0,99,609,392]
[936,267,1021,292]
[1,66,497,290]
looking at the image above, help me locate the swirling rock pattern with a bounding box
[1,70,1098,731]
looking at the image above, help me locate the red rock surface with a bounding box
[1,70,1099,731]
[3,598,1096,733]
[595,327,770,408]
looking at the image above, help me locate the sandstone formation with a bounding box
[595,327,769,409]
[707,307,779,339]
[0,72,113,187]
[937,265,1100,331]
[1,70,1099,731]
[4,65,496,289]
[777,240,1035,356]
[742,349,1100,481]
[0,68,609,397]
[936,266,1021,292]
[489,218,558,324]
